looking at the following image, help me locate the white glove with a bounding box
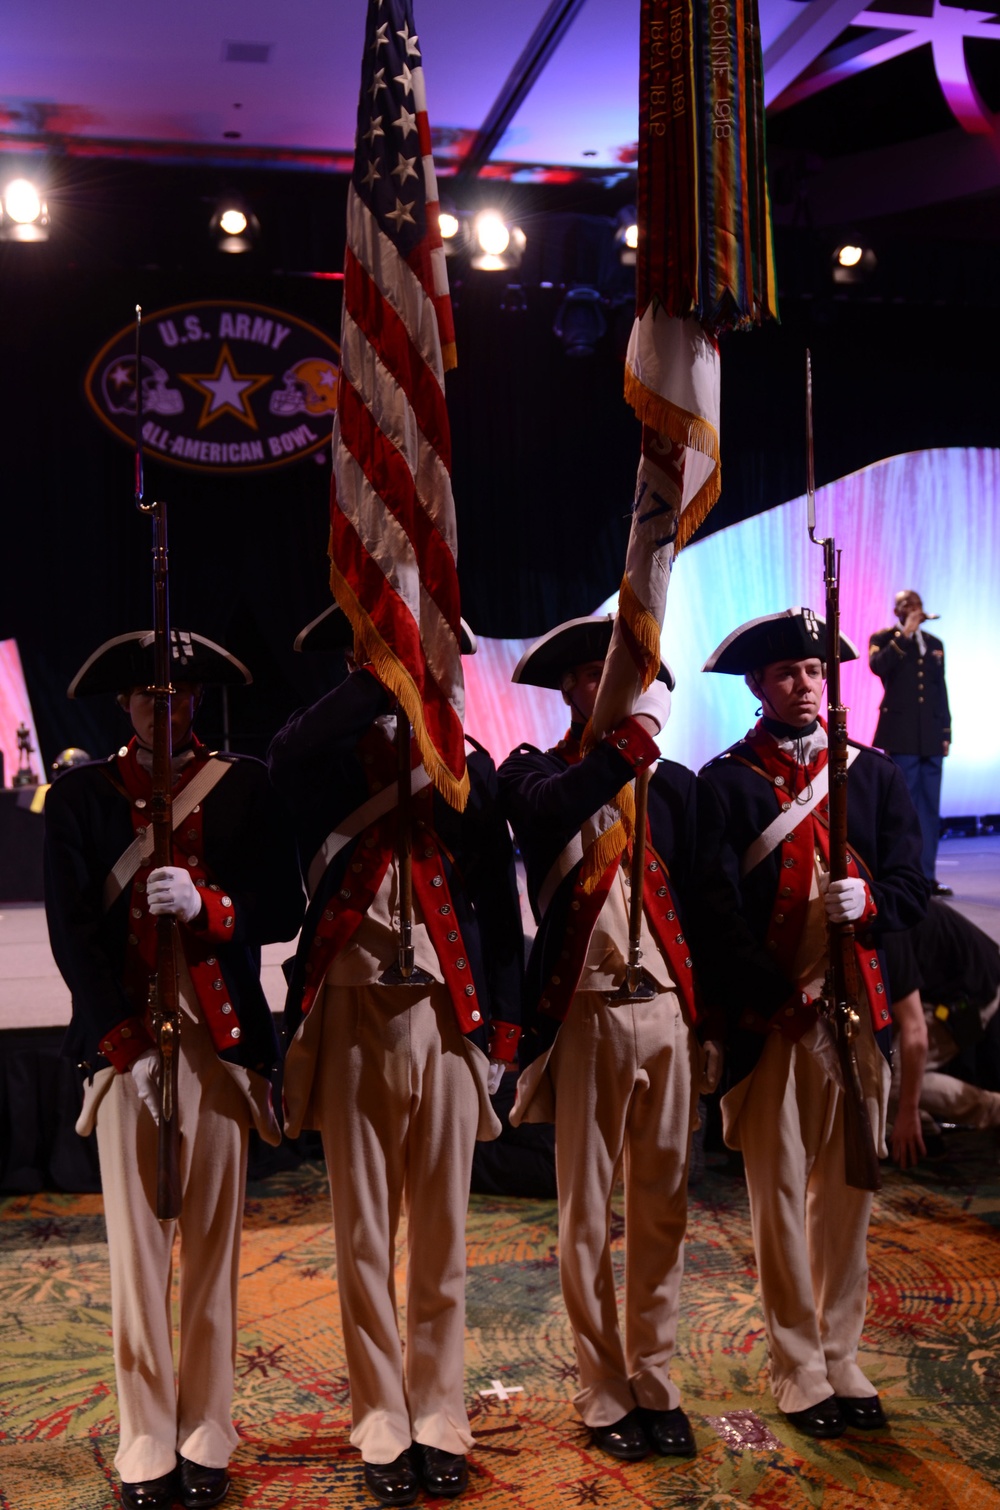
[487,1061,506,1096]
[821,876,867,923]
[147,866,203,924]
[632,680,672,734]
[699,1040,723,1095]
[130,1047,161,1122]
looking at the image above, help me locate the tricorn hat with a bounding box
[294,603,478,656]
[513,613,676,691]
[702,608,858,675]
[68,630,252,698]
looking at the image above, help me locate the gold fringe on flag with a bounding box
[623,363,721,550]
[618,571,664,694]
[330,555,471,813]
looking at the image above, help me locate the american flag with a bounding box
[330,0,468,811]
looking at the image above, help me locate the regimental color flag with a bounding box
[587,0,776,885]
[329,0,468,811]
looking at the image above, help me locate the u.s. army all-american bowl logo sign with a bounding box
[84,300,340,474]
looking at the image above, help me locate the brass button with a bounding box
[431,876,444,888]
[447,930,458,942]
[456,958,467,970]
[657,886,667,897]
[221,1003,232,1015]
[470,1008,481,1021]
[213,978,223,990]
[221,895,232,907]
[135,798,147,809]
[774,775,785,788]
[439,904,452,916]
[231,1026,241,1039]
[339,889,352,900]
[188,854,199,867]
[666,909,676,921]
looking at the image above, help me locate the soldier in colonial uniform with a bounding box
[267,608,522,1507]
[699,609,927,1439]
[869,589,952,894]
[43,630,305,1510]
[497,615,721,1464]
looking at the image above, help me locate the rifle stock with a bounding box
[136,305,182,1221]
[807,351,881,1193]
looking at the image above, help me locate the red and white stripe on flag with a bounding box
[330,0,468,810]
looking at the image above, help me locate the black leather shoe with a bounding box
[120,1470,179,1510]
[782,1396,846,1439]
[931,882,954,897]
[837,1394,888,1430]
[641,1405,697,1457]
[413,1443,469,1497]
[590,1410,650,1461]
[363,1451,419,1507]
[178,1458,230,1508]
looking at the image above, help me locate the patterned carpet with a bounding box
[2,1134,1000,1510]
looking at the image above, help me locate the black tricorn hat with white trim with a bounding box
[294,603,478,656]
[68,630,252,698]
[512,613,676,691]
[702,608,858,675]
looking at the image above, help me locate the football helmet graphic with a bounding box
[101,356,184,417]
[269,357,339,417]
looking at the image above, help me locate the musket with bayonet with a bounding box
[378,706,433,987]
[608,766,657,1002]
[806,349,881,1193]
[135,304,183,1220]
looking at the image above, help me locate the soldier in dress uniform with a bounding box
[43,630,305,1510]
[267,608,522,1507]
[699,609,927,1439]
[497,615,722,1465]
[869,589,952,894]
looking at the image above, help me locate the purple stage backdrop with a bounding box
[465,449,999,818]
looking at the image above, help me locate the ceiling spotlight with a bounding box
[219,207,248,236]
[210,197,259,253]
[0,177,49,242]
[613,207,638,266]
[475,212,510,257]
[469,211,525,272]
[832,242,876,284]
[553,287,607,358]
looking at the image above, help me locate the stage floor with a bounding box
[2,835,996,1033]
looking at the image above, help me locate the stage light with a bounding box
[613,207,638,266]
[469,211,525,272]
[439,211,460,240]
[553,287,607,358]
[219,207,248,236]
[832,242,876,284]
[475,212,510,257]
[0,176,49,241]
[210,196,259,253]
